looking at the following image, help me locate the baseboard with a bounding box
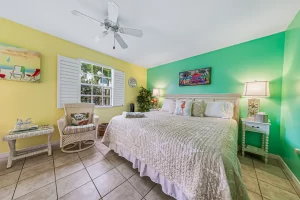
[269,153,300,193]
[0,140,60,160]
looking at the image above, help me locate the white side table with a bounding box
[241,118,271,163]
[3,126,54,168]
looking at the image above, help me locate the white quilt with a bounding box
[102,111,248,200]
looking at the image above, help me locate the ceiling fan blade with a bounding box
[119,28,143,37]
[114,33,128,49]
[108,1,119,23]
[71,10,103,26]
[93,31,108,43]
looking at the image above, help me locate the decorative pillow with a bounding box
[174,99,193,116]
[192,100,206,117]
[125,112,145,118]
[71,113,90,126]
[168,100,176,114]
[160,99,174,112]
[204,102,234,118]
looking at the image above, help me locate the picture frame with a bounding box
[179,67,211,86]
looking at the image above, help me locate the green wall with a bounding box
[147,33,285,155]
[281,11,300,180]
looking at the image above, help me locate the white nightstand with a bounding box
[241,118,271,163]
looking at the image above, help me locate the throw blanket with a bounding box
[102,111,248,200]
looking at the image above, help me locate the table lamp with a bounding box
[152,88,161,110]
[243,81,270,117]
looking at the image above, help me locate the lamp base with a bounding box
[153,98,159,109]
[248,98,260,117]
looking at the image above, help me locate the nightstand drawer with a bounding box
[245,122,266,133]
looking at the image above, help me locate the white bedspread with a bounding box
[102,111,249,200]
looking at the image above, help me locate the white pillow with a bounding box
[174,99,193,116]
[169,100,176,114]
[204,102,234,118]
[160,99,174,112]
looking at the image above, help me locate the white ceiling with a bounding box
[0,0,299,68]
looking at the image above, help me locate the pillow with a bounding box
[174,99,193,116]
[204,102,234,118]
[161,99,174,112]
[169,100,176,114]
[125,112,145,118]
[71,113,90,126]
[192,100,206,117]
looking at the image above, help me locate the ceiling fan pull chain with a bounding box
[113,36,116,49]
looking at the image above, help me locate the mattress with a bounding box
[102,111,249,200]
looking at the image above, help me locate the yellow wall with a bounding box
[0,18,147,153]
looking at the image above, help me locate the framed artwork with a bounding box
[179,67,211,86]
[0,43,41,82]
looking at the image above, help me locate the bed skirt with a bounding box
[108,143,188,200]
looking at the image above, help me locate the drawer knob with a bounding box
[252,126,259,128]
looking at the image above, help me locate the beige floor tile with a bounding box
[54,153,80,168]
[23,154,53,169]
[256,169,296,194]
[252,155,279,167]
[55,159,84,180]
[53,149,72,159]
[0,170,21,189]
[247,190,262,200]
[86,159,114,179]
[241,164,256,178]
[0,183,16,200]
[93,168,126,197]
[103,181,142,200]
[107,155,126,167]
[145,184,175,200]
[242,174,261,195]
[238,155,253,167]
[15,182,57,200]
[0,159,24,176]
[14,170,55,199]
[56,169,91,198]
[129,174,156,197]
[59,181,100,200]
[117,162,137,179]
[19,160,53,181]
[259,180,300,200]
[253,160,286,179]
[96,143,116,157]
[81,152,105,167]
[78,146,100,159]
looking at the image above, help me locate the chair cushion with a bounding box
[63,124,96,134]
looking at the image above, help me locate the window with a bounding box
[80,61,112,106]
[57,55,124,109]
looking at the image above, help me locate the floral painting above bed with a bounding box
[179,67,211,86]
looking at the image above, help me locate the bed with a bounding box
[102,94,249,200]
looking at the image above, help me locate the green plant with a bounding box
[137,86,153,112]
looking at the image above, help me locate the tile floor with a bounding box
[0,139,300,200]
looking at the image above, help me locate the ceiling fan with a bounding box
[71,1,143,49]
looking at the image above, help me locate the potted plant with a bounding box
[137,86,153,112]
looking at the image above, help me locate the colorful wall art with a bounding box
[179,67,211,86]
[0,43,41,82]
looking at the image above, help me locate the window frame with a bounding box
[78,59,114,108]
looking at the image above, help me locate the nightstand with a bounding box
[241,118,271,163]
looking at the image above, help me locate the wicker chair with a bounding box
[57,103,99,153]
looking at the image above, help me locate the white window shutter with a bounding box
[113,69,125,106]
[57,55,80,108]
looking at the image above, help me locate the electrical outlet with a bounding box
[294,148,300,155]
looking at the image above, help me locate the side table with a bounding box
[241,118,271,163]
[3,126,54,168]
